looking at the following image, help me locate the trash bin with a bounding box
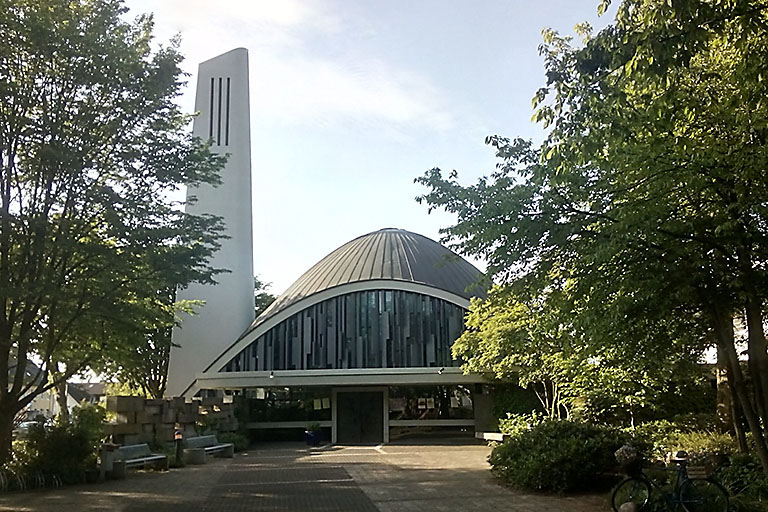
[99,442,120,481]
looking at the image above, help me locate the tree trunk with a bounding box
[738,249,768,432]
[716,343,748,450]
[711,304,768,476]
[55,379,69,424]
[720,343,750,452]
[715,345,732,433]
[745,295,768,433]
[730,380,749,453]
[0,401,17,466]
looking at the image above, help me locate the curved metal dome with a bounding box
[254,228,484,327]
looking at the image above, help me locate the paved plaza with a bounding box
[0,441,609,511]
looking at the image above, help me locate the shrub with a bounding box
[669,431,735,463]
[627,420,680,461]
[71,403,106,457]
[489,419,628,492]
[10,403,106,485]
[497,412,544,437]
[13,423,91,484]
[217,432,249,452]
[627,415,726,463]
[716,453,768,512]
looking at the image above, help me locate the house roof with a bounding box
[69,382,106,398]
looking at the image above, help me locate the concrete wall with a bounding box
[105,395,241,446]
[472,388,497,432]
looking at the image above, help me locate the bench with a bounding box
[475,431,506,442]
[184,435,234,464]
[112,443,169,476]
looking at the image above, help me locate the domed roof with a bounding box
[254,228,485,326]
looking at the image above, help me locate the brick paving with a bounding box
[0,441,610,511]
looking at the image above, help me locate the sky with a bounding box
[123,0,616,295]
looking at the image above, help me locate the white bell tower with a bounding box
[167,48,255,397]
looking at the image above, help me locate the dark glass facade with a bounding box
[222,289,466,372]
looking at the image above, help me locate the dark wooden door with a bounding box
[336,391,383,444]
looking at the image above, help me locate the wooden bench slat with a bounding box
[115,443,153,460]
[114,443,168,470]
[184,435,234,460]
[185,435,220,449]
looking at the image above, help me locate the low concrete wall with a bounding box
[105,396,242,446]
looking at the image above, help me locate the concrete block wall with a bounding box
[105,396,241,446]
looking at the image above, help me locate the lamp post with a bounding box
[175,429,184,466]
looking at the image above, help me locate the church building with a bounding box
[167,49,488,444]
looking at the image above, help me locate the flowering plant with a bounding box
[615,445,639,465]
[685,450,711,466]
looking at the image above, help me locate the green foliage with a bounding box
[71,403,107,456]
[0,0,226,463]
[671,431,736,461]
[628,420,684,462]
[628,416,728,463]
[489,419,628,492]
[104,381,146,397]
[10,403,106,484]
[497,412,544,437]
[491,383,543,420]
[717,453,768,512]
[102,290,180,400]
[650,378,717,421]
[668,413,719,432]
[454,287,706,424]
[254,275,277,318]
[194,414,218,435]
[454,288,579,418]
[417,0,768,473]
[217,432,249,452]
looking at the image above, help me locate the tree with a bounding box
[417,0,768,474]
[0,0,226,463]
[104,275,276,399]
[454,284,705,424]
[100,287,185,400]
[454,288,577,419]
[254,275,276,318]
[104,380,146,397]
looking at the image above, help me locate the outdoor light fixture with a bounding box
[438,367,444,375]
[269,371,274,379]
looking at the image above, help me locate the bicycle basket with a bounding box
[686,465,711,479]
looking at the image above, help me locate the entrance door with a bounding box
[336,391,383,444]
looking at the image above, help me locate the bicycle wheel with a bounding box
[678,478,729,512]
[612,477,652,511]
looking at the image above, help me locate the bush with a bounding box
[217,432,249,452]
[670,431,735,463]
[716,453,768,512]
[627,415,726,463]
[498,412,544,437]
[489,419,628,492]
[9,403,106,485]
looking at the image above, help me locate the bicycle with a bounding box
[611,451,729,512]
